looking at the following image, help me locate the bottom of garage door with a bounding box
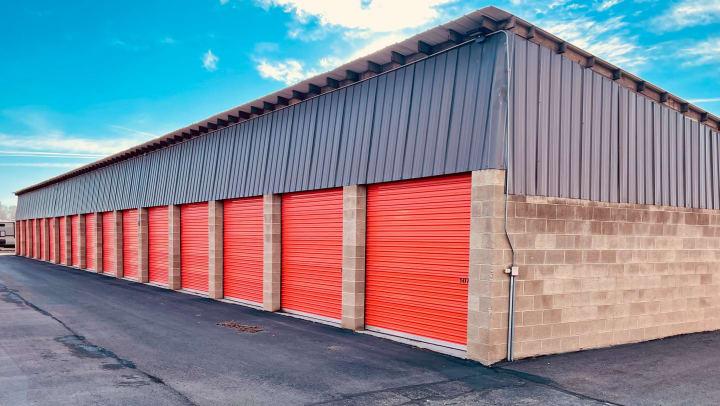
[365,173,471,348]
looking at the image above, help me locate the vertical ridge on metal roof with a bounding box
[16,35,508,220]
[508,34,720,209]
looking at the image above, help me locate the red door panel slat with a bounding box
[49,219,56,261]
[281,188,342,320]
[122,209,139,280]
[366,174,470,346]
[223,196,263,303]
[71,215,80,266]
[85,214,96,270]
[148,206,169,285]
[102,212,115,275]
[59,217,66,264]
[181,202,208,292]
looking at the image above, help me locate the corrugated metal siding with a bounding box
[180,202,209,292]
[281,188,343,320]
[365,174,470,345]
[16,35,507,220]
[223,196,264,304]
[509,34,720,207]
[148,206,169,285]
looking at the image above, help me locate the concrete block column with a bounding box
[466,169,512,366]
[52,218,60,264]
[94,214,103,273]
[341,185,366,330]
[208,201,224,299]
[42,219,50,261]
[63,216,71,265]
[138,208,149,283]
[16,221,22,256]
[168,205,181,290]
[113,211,123,278]
[263,194,281,311]
[78,214,86,269]
[33,220,41,259]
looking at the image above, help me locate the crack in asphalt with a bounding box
[0,283,198,406]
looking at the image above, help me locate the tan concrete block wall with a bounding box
[341,185,366,330]
[208,201,223,299]
[467,170,513,364]
[52,218,60,264]
[78,214,86,269]
[504,195,720,361]
[263,194,281,311]
[15,221,21,256]
[113,211,123,278]
[138,208,149,283]
[42,219,50,262]
[63,216,71,265]
[94,214,102,272]
[168,205,181,290]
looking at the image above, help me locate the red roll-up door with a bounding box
[122,209,138,280]
[148,206,169,285]
[32,219,37,258]
[366,174,471,346]
[40,219,47,260]
[49,219,56,261]
[281,188,343,320]
[223,196,263,304]
[180,202,208,292]
[102,212,115,275]
[71,215,80,266]
[85,214,96,270]
[59,217,66,264]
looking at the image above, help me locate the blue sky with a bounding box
[1,0,719,207]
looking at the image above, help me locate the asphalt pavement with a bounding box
[0,255,716,405]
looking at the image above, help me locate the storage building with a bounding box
[14,7,720,365]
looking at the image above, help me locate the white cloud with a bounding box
[202,49,219,71]
[597,0,621,11]
[255,58,316,85]
[0,150,104,159]
[689,97,720,103]
[654,0,720,30]
[677,37,720,66]
[257,0,453,33]
[0,133,148,156]
[0,162,86,168]
[538,15,647,70]
[219,0,230,4]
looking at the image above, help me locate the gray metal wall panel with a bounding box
[17,35,508,219]
[508,34,720,211]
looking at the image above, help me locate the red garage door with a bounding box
[85,214,96,270]
[281,188,343,321]
[181,202,208,293]
[223,196,263,304]
[59,217,66,264]
[122,209,139,280]
[71,215,80,267]
[40,219,47,260]
[49,219,56,262]
[366,174,471,346]
[148,206,168,285]
[102,212,115,275]
[32,219,37,258]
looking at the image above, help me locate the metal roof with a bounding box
[15,6,720,195]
